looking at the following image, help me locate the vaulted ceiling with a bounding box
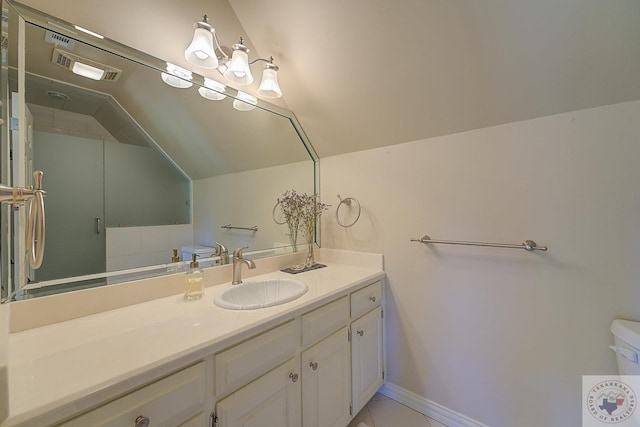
[16,0,640,159]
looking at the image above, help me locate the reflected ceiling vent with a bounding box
[44,30,76,50]
[52,48,122,81]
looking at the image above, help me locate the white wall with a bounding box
[193,161,314,252]
[105,224,194,272]
[320,100,640,427]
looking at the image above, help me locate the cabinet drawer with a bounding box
[302,296,349,346]
[58,362,206,427]
[350,281,382,319]
[215,320,297,396]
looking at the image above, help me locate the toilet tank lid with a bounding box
[611,319,640,347]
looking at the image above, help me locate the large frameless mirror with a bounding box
[0,0,318,302]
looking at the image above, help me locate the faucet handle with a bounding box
[33,170,44,191]
[233,246,249,258]
[215,241,228,254]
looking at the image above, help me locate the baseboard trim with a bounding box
[378,382,490,427]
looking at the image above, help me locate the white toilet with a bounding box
[610,319,640,374]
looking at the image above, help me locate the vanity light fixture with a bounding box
[184,16,284,98]
[184,15,222,69]
[198,77,227,100]
[161,62,193,88]
[233,91,257,111]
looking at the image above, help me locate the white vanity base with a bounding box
[1,249,384,427]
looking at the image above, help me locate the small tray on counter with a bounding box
[281,263,327,274]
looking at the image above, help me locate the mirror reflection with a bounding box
[0,1,317,301]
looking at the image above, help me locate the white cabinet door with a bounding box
[58,362,206,427]
[301,327,351,427]
[351,307,383,414]
[215,358,301,427]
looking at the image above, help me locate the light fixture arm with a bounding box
[212,31,228,63]
[249,56,279,71]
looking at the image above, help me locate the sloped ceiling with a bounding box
[17,0,640,159]
[229,0,640,157]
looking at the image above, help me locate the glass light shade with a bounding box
[161,63,193,89]
[198,78,227,100]
[223,49,253,85]
[257,67,282,98]
[233,91,257,111]
[185,27,218,69]
[72,62,105,80]
[217,60,230,75]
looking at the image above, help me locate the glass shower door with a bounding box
[32,132,106,283]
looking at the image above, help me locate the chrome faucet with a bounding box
[232,246,255,285]
[216,241,229,265]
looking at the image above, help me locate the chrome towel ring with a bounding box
[336,194,361,228]
[272,200,286,224]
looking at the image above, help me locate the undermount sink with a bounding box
[214,278,308,310]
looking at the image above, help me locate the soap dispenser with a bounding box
[167,249,182,274]
[184,253,204,300]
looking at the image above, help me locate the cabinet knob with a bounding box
[289,372,299,382]
[310,361,318,371]
[369,296,376,303]
[135,416,150,427]
[357,329,364,337]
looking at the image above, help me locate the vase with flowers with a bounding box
[278,190,303,252]
[278,190,330,268]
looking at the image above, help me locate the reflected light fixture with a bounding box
[233,91,257,111]
[74,25,104,39]
[198,77,227,101]
[223,37,253,85]
[184,15,220,69]
[161,62,193,88]
[72,62,105,80]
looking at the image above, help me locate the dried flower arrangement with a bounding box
[277,190,330,265]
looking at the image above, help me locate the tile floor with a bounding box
[347,393,449,427]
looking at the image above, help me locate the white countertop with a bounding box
[2,258,384,427]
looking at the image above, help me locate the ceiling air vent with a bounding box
[53,50,72,68]
[102,70,120,81]
[52,48,122,82]
[45,30,76,50]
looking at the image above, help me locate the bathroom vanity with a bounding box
[1,251,385,427]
